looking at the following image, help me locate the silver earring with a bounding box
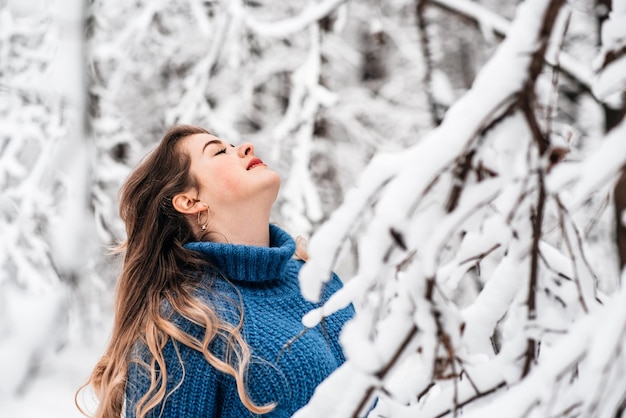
[197,205,209,231]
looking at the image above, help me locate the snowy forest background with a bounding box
[1,0,626,416]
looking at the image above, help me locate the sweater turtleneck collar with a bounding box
[183,224,296,283]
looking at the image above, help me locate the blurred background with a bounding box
[0,0,619,416]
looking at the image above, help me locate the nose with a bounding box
[237,142,254,157]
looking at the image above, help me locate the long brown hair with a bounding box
[78,125,274,418]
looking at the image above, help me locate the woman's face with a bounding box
[180,133,281,209]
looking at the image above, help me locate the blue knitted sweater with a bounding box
[125,225,354,417]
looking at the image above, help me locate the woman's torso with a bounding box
[126,256,354,418]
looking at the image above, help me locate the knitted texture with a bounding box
[125,225,354,417]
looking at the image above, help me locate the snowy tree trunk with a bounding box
[0,0,89,399]
[48,0,89,275]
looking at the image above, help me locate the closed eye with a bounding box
[215,147,227,156]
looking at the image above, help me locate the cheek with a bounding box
[204,165,246,201]
[220,176,245,194]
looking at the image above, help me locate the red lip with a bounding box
[247,157,265,170]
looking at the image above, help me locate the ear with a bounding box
[172,192,206,215]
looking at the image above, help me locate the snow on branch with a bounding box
[36,0,621,416]
[297,0,574,417]
[550,116,626,208]
[167,12,233,127]
[592,0,626,107]
[428,0,593,93]
[301,0,565,300]
[0,4,80,398]
[461,282,626,418]
[231,0,348,38]
[276,24,335,236]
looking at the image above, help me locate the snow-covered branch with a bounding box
[301,0,566,301]
[294,0,618,416]
[231,0,348,38]
[277,24,334,236]
[427,0,593,93]
[462,281,626,417]
[592,0,626,107]
[7,0,621,416]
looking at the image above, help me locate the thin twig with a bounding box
[350,324,419,418]
[458,243,501,265]
[522,170,546,378]
[415,0,441,127]
[434,381,507,418]
[518,0,566,378]
[456,361,480,395]
[544,9,571,136]
[568,208,602,303]
[583,194,609,238]
[446,150,477,213]
[538,250,573,282]
[555,197,590,313]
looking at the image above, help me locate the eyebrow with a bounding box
[202,139,224,153]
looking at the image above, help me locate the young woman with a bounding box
[80,125,354,418]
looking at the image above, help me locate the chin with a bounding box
[269,175,281,200]
[264,168,281,186]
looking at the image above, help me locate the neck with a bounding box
[205,205,272,247]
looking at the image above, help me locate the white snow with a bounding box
[4,0,625,417]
